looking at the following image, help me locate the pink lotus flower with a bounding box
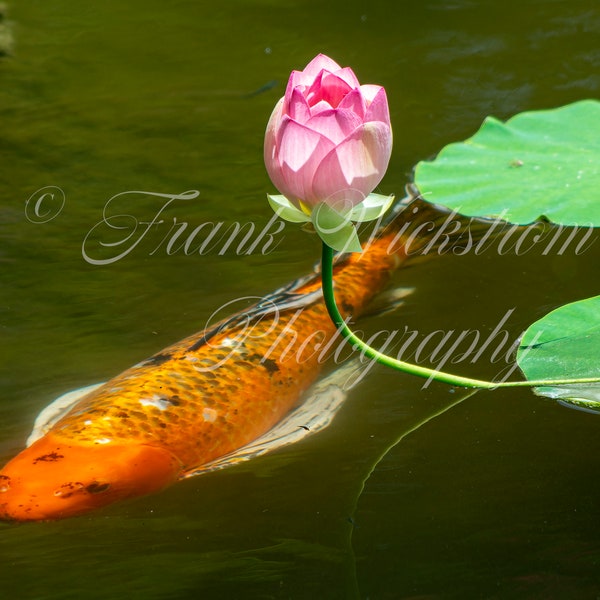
[264,54,393,214]
[264,55,394,252]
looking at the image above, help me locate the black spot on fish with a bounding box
[54,481,85,499]
[248,353,279,374]
[86,482,111,494]
[146,353,172,366]
[169,395,181,406]
[261,358,279,374]
[33,452,65,464]
[298,425,310,431]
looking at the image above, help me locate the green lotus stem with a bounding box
[321,243,600,390]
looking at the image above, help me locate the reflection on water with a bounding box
[1,1,599,598]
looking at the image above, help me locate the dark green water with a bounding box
[1,1,599,598]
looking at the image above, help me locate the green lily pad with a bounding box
[517,296,600,410]
[414,100,600,226]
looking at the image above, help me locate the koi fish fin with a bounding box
[181,358,364,479]
[187,276,328,352]
[360,286,415,319]
[26,383,104,447]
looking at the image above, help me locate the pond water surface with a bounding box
[1,1,600,598]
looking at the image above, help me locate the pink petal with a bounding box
[359,84,382,103]
[309,99,333,116]
[264,98,288,194]
[316,72,353,108]
[284,72,306,107]
[276,118,335,203]
[362,85,391,125]
[333,67,360,89]
[305,109,363,145]
[304,70,328,106]
[310,122,393,209]
[287,86,310,123]
[284,57,360,110]
[302,54,343,78]
[337,88,366,119]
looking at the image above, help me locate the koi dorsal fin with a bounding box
[185,268,334,352]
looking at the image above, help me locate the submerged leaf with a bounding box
[517,296,600,409]
[415,100,600,226]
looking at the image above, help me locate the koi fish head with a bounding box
[0,433,181,521]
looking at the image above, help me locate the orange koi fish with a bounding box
[0,194,474,521]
